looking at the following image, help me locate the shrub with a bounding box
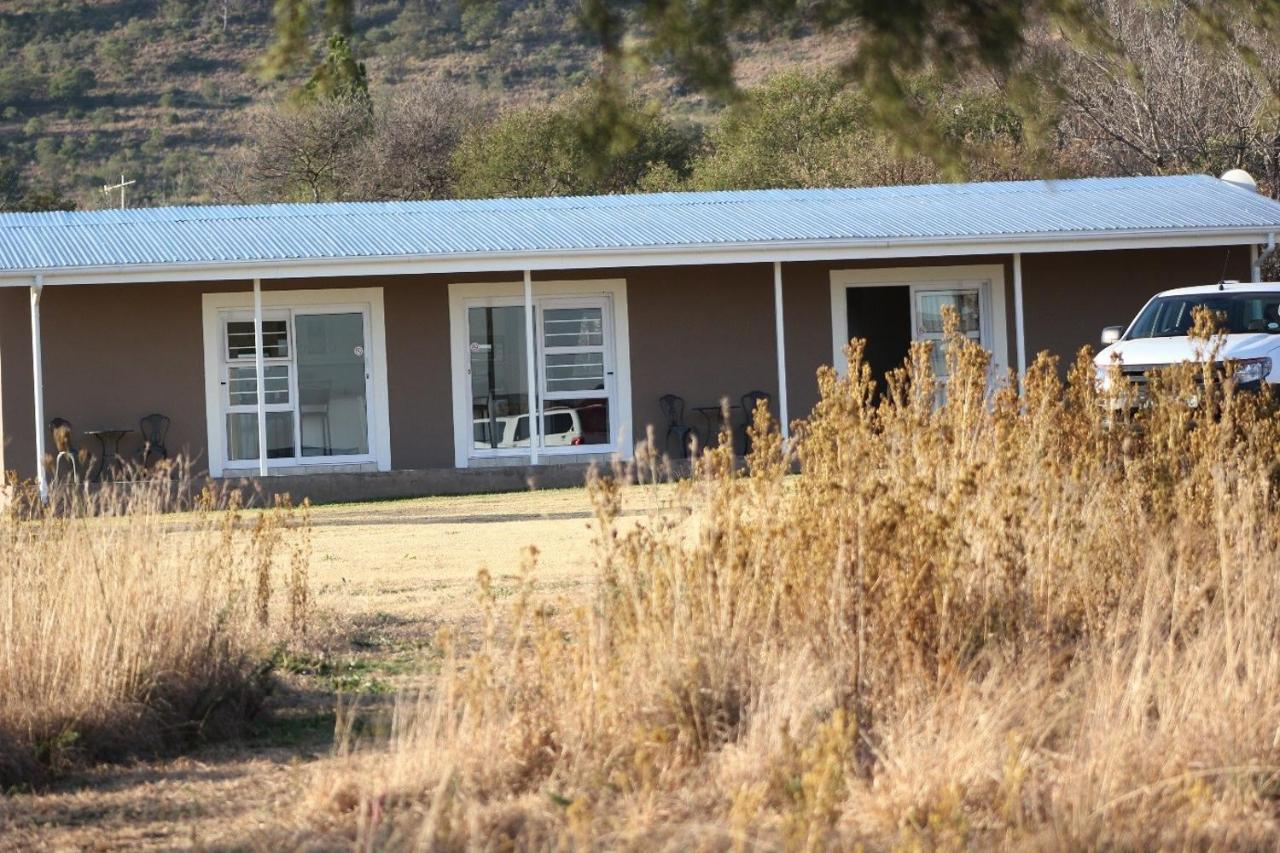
[315,311,1280,847]
[0,472,311,786]
[453,88,697,198]
[0,64,44,106]
[47,66,96,102]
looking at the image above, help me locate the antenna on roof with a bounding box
[1219,247,1232,287]
[102,174,136,211]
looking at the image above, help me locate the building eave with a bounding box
[0,226,1273,287]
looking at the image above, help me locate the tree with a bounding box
[260,0,368,106]
[0,157,74,212]
[689,71,1033,190]
[690,72,882,190]
[270,0,1109,167]
[210,97,372,203]
[356,84,481,200]
[452,89,697,197]
[302,33,369,105]
[212,85,477,203]
[1049,0,1280,197]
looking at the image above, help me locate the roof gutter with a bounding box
[0,226,1275,288]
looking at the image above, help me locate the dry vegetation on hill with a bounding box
[309,314,1280,848]
[0,0,852,209]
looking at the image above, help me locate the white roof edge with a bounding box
[0,227,1273,288]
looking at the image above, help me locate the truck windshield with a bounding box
[1126,292,1280,339]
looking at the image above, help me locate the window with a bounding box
[539,302,610,447]
[465,298,612,451]
[1127,292,1280,339]
[222,311,295,462]
[914,288,984,378]
[449,279,632,468]
[205,288,388,476]
[226,320,289,360]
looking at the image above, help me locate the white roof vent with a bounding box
[1221,168,1259,193]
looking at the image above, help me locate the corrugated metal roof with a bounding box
[2,175,1279,274]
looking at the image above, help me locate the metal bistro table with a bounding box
[691,404,742,449]
[85,428,133,482]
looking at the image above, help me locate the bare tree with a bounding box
[1048,0,1280,196]
[355,84,484,200]
[211,84,480,204]
[210,97,371,203]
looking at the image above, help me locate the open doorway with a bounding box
[846,285,911,396]
[830,265,1010,392]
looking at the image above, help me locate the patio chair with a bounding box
[659,394,696,459]
[138,413,171,466]
[49,417,81,485]
[739,390,772,456]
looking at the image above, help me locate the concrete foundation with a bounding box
[222,462,603,506]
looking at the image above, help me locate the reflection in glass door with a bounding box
[539,299,611,447]
[465,296,615,456]
[296,313,369,457]
[913,288,983,379]
[469,305,530,450]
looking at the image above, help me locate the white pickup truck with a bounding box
[1095,282,1280,391]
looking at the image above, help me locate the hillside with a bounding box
[0,0,849,210]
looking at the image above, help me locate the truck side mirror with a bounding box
[1100,326,1125,346]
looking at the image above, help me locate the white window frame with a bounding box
[448,278,632,469]
[202,287,391,477]
[829,264,1010,378]
[221,308,295,463]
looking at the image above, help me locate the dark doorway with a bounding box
[846,286,912,396]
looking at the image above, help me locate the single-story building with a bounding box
[2,174,1279,500]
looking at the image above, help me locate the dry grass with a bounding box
[0,475,310,788]
[302,487,665,628]
[310,309,1280,850]
[0,487,643,850]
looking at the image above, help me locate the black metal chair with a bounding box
[659,394,697,459]
[49,417,81,485]
[739,390,772,456]
[138,413,171,467]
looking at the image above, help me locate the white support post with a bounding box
[253,277,268,478]
[1253,234,1276,283]
[30,275,47,502]
[1253,243,1261,283]
[1013,252,1027,383]
[773,261,790,439]
[523,269,540,464]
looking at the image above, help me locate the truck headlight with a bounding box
[1232,357,1272,385]
[1095,364,1112,391]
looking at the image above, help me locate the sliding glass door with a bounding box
[465,295,615,457]
[296,312,370,457]
[220,307,373,467]
[469,305,532,451]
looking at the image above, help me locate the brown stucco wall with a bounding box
[620,264,779,445]
[1020,246,1250,370]
[0,286,34,479]
[0,274,461,480]
[0,244,1254,484]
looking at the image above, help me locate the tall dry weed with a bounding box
[318,309,1280,849]
[0,469,311,786]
